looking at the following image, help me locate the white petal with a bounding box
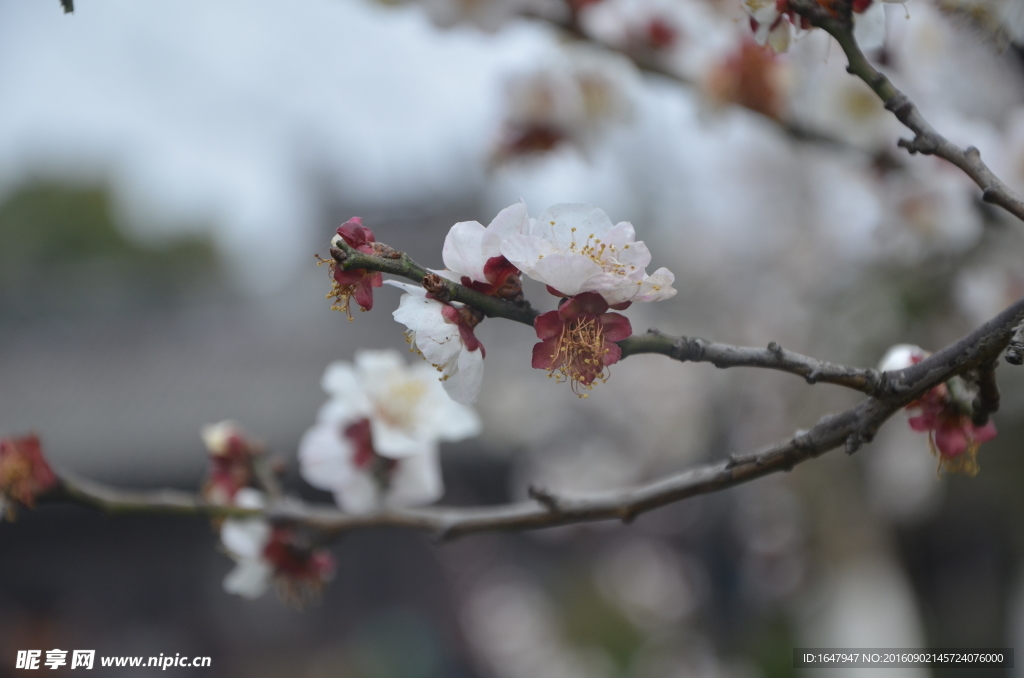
[529,252,604,296]
[583,272,643,306]
[481,200,531,257]
[233,487,266,510]
[298,422,355,491]
[854,1,886,52]
[387,449,444,508]
[500,234,557,275]
[221,517,271,560]
[334,472,381,514]
[223,558,273,599]
[633,267,678,303]
[201,421,241,456]
[384,279,428,296]
[433,390,483,441]
[533,204,617,250]
[603,220,637,249]
[320,361,360,397]
[354,349,406,379]
[751,3,780,25]
[317,363,372,422]
[316,396,367,426]
[371,417,435,459]
[443,221,489,282]
[441,345,485,405]
[392,295,463,369]
[878,344,924,372]
[767,21,791,53]
[613,239,652,278]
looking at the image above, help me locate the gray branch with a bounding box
[42,292,1024,538]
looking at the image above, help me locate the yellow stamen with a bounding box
[546,316,612,397]
[928,434,981,477]
[316,256,358,322]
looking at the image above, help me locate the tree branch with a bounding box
[618,331,883,394]
[331,244,540,326]
[40,293,1024,538]
[335,241,888,393]
[790,0,1024,223]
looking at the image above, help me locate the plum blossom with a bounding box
[389,281,487,405]
[0,434,57,517]
[388,202,530,404]
[441,201,528,298]
[299,351,480,513]
[879,344,997,476]
[532,292,632,396]
[705,39,788,121]
[500,203,677,306]
[321,217,383,320]
[744,0,890,54]
[850,0,889,52]
[220,488,334,603]
[743,0,797,54]
[579,0,682,56]
[201,420,260,505]
[494,47,635,162]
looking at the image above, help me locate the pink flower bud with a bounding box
[0,434,57,511]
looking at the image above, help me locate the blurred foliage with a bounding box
[0,181,220,317]
[557,573,642,672]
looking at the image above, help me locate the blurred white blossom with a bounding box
[299,350,480,512]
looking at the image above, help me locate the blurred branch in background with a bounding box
[792,0,1024,222]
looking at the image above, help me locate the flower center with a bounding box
[375,378,428,431]
[316,257,358,322]
[566,227,636,278]
[547,315,612,397]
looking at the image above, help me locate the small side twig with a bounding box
[789,0,1024,224]
[1005,321,1024,365]
[619,330,882,395]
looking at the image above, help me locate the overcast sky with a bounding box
[0,0,565,289]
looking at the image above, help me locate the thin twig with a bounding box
[790,0,1024,223]
[618,331,883,395]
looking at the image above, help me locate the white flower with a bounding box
[384,202,530,406]
[853,0,888,52]
[219,488,336,600]
[442,201,530,285]
[299,350,480,513]
[318,350,480,456]
[220,488,273,599]
[744,0,793,54]
[878,344,926,372]
[389,282,486,405]
[500,203,677,306]
[300,420,444,514]
[496,46,635,160]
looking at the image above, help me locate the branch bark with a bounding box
[41,293,1024,539]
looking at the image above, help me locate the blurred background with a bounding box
[2,0,1024,676]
